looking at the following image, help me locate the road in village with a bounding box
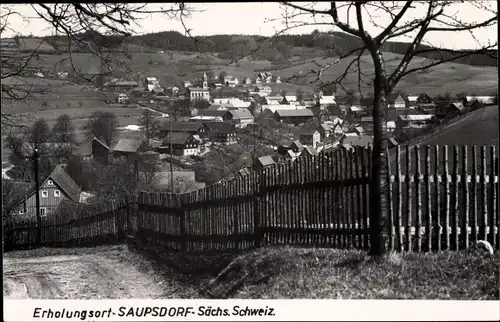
[3,247,179,299]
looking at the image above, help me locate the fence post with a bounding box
[254,170,262,248]
[179,193,187,252]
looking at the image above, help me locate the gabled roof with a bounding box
[112,139,145,153]
[164,122,203,132]
[290,140,304,150]
[226,109,254,120]
[162,132,194,145]
[275,109,315,117]
[301,146,319,157]
[398,114,436,121]
[203,121,235,134]
[74,137,109,156]
[342,135,373,147]
[449,102,465,112]
[200,110,227,118]
[257,155,276,167]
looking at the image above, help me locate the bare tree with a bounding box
[85,111,119,147]
[139,109,160,142]
[279,1,497,256]
[51,114,76,162]
[1,3,191,127]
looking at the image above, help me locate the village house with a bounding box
[203,121,237,144]
[283,92,297,102]
[117,93,129,104]
[465,95,496,105]
[406,93,434,109]
[189,87,210,101]
[359,116,374,134]
[274,76,281,84]
[183,80,193,88]
[102,79,140,92]
[387,94,407,109]
[317,123,333,139]
[396,114,439,129]
[223,76,239,87]
[274,109,315,126]
[440,102,466,119]
[255,155,276,169]
[317,95,336,109]
[300,146,319,158]
[13,165,81,218]
[111,139,149,170]
[144,77,160,91]
[243,77,252,85]
[159,122,207,139]
[223,109,254,128]
[341,135,373,147]
[158,132,200,156]
[73,137,110,164]
[297,127,321,149]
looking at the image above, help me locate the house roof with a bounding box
[342,135,373,147]
[298,126,319,136]
[257,155,276,167]
[360,116,373,123]
[203,121,235,134]
[74,137,109,156]
[206,104,223,111]
[162,132,193,145]
[319,124,331,132]
[301,146,319,156]
[164,122,203,132]
[226,109,254,120]
[275,109,315,118]
[449,102,465,112]
[290,140,304,150]
[112,139,144,153]
[398,114,436,121]
[201,110,227,118]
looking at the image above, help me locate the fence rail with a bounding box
[4,144,499,253]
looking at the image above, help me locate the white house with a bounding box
[465,96,496,105]
[145,77,160,91]
[189,87,210,101]
[117,93,129,104]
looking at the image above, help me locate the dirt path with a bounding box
[3,249,173,299]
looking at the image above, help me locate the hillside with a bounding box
[6,49,497,97]
[410,105,499,148]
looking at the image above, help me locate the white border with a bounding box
[3,300,500,321]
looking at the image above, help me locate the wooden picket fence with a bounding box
[4,145,499,253]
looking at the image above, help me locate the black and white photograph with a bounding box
[1,0,498,312]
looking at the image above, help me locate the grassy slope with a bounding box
[203,246,499,299]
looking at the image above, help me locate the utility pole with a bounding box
[33,148,41,246]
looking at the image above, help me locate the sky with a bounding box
[1,2,497,50]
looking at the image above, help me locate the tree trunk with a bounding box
[368,50,390,257]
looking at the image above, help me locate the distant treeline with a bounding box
[35,30,498,67]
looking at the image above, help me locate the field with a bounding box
[8,48,497,96]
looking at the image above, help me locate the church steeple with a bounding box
[202,72,208,89]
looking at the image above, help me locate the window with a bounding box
[54,190,61,198]
[40,207,47,217]
[41,190,48,198]
[47,180,53,186]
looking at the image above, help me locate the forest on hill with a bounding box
[13,29,498,67]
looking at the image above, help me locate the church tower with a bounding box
[202,72,208,89]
